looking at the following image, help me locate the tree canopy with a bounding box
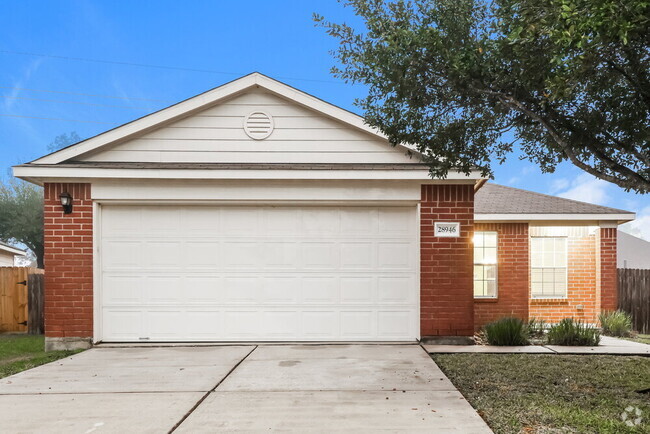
[316,0,650,192]
[0,132,81,267]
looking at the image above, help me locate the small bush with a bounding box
[484,317,530,346]
[547,318,600,346]
[526,317,546,338]
[598,310,633,337]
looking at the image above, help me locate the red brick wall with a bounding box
[528,227,599,323]
[473,223,529,329]
[420,184,474,336]
[599,227,618,312]
[43,183,93,338]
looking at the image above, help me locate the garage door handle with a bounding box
[16,280,27,286]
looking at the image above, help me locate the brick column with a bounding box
[420,184,474,337]
[43,183,93,351]
[599,227,618,311]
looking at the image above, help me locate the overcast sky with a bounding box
[1,0,648,238]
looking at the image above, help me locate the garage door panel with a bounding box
[377,311,413,338]
[103,310,143,340]
[147,310,183,339]
[302,311,339,338]
[221,242,260,269]
[184,241,220,268]
[377,242,414,270]
[301,242,338,269]
[185,276,222,303]
[261,277,300,303]
[341,311,375,338]
[102,275,144,305]
[223,277,259,303]
[340,242,374,269]
[378,277,416,304]
[146,276,183,304]
[301,277,338,304]
[99,205,418,342]
[340,277,374,304]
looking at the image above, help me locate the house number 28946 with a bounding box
[434,222,460,237]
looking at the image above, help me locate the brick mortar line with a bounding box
[167,345,258,434]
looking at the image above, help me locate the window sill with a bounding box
[474,297,499,303]
[530,298,569,305]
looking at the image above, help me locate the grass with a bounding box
[0,334,83,379]
[626,334,650,345]
[432,354,650,434]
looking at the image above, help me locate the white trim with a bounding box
[476,213,635,223]
[92,201,101,344]
[530,236,569,299]
[0,244,26,256]
[473,230,498,299]
[416,202,421,340]
[94,200,421,342]
[13,165,484,182]
[30,73,418,165]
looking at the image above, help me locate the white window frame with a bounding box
[474,231,498,299]
[530,236,568,299]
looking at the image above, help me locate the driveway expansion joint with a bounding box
[167,345,258,434]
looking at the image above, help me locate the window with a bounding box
[474,231,497,298]
[531,237,567,298]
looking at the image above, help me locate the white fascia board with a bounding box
[476,213,635,224]
[13,165,484,182]
[29,73,417,165]
[0,244,26,256]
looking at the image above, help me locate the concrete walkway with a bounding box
[0,344,491,433]
[424,336,650,355]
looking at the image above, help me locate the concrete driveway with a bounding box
[0,344,490,433]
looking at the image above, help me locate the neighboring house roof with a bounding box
[618,231,650,269]
[0,241,26,257]
[475,183,635,222]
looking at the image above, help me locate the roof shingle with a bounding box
[475,183,631,215]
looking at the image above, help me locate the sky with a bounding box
[1,0,648,239]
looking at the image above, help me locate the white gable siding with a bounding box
[80,90,417,164]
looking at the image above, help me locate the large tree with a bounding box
[0,132,81,267]
[316,0,650,192]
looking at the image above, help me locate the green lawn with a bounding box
[627,334,650,345]
[0,334,83,379]
[432,354,650,434]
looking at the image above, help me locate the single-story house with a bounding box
[13,73,635,350]
[618,230,650,269]
[0,242,26,267]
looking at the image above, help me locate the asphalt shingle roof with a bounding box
[475,183,631,215]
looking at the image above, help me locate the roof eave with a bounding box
[476,213,635,224]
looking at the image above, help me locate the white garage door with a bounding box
[99,205,419,342]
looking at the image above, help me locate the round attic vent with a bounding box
[244,111,274,140]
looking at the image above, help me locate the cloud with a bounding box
[620,206,650,241]
[1,58,43,111]
[555,173,611,206]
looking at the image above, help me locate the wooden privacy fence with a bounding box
[0,267,44,333]
[618,268,650,334]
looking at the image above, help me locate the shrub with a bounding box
[598,310,633,337]
[526,317,546,338]
[483,317,530,346]
[547,318,601,346]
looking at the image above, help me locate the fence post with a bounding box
[27,273,45,335]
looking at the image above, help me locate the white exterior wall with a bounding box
[91,179,422,203]
[80,90,417,164]
[618,230,650,269]
[0,251,15,266]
